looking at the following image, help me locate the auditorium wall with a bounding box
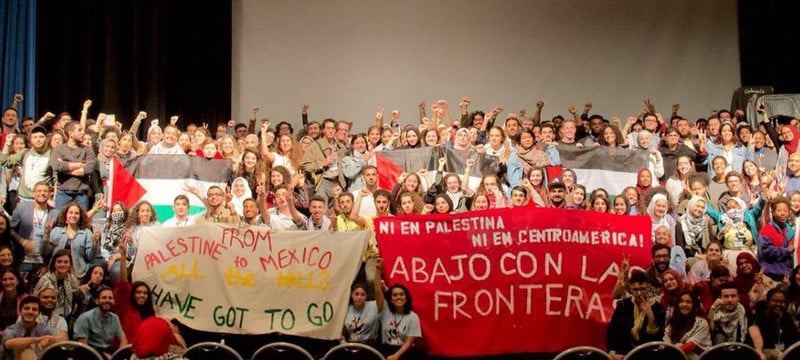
[232,0,739,129]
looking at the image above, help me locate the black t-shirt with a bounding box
[750,301,799,349]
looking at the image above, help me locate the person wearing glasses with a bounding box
[606,269,667,360]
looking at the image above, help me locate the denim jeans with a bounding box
[55,189,90,212]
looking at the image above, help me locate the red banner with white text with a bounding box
[375,207,652,357]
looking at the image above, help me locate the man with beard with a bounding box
[188,185,240,224]
[0,106,19,149]
[301,118,348,206]
[606,270,666,360]
[547,181,566,208]
[2,296,64,359]
[74,285,127,357]
[51,121,96,211]
[614,243,671,300]
[749,287,799,360]
[10,182,58,283]
[335,193,360,232]
[1,126,55,202]
[675,117,697,150]
[579,114,606,145]
[709,283,748,344]
[36,288,68,338]
[647,243,671,300]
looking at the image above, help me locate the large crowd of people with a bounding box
[0,92,797,359]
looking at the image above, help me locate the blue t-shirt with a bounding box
[73,308,124,349]
[2,321,57,357]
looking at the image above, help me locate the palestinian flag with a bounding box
[558,147,649,196]
[375,147,500,192]
[108,155,232,222]
[443,148,501,190]
[375,147,439,190]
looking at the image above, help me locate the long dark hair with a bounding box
[130,281,156,319]
[385,284,413,314]
[81,265,111,310]
[0,267,26,296]
[668,289,702,343]
[53,202,92,230]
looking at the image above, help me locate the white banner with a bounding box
[132,223,369,339]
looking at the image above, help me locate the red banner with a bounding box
[375,207,652,357]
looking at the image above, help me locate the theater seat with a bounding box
[110,344,133,360]
[40,341,104,360]
[625,341,687,360]
[779,341,800,360]
[323,343,386,360]
[699,342,760,360]
[250,341,314,360]
[553,346,610,360]
[184,341,244,360]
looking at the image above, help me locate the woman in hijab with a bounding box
[707,195,765,274]
[647,193,676,243]
[675,196,716,268]
[229,177,253,217]
[731,252,760,302]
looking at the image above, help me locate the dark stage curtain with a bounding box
[36,0,231,137]
[0,0,36,119]
[738,0,800,93]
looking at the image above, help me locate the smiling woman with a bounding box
[375,256,423,360]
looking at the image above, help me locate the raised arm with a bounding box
[129,111,146,146]
[671,103,680,119]
[532,100,543,126]
[10,93,23,110]
[247,107,259,134]
[349,187,369,228]
[438,100,453,127]
[568,106,580,122]
[79,99,92,131]
[261,120,275,160]
[301,104,309,126]
[375,257,385,312]
[375,107,384,129]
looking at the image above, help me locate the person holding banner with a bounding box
[344,259,383,346]
[115,242,156,343]
[119,201,161,271]
[426,158,473,212]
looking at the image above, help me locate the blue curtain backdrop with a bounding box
[0,0,36,120]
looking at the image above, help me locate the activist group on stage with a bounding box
[1,93,800,359]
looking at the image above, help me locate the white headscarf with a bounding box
[230,177,253,216]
